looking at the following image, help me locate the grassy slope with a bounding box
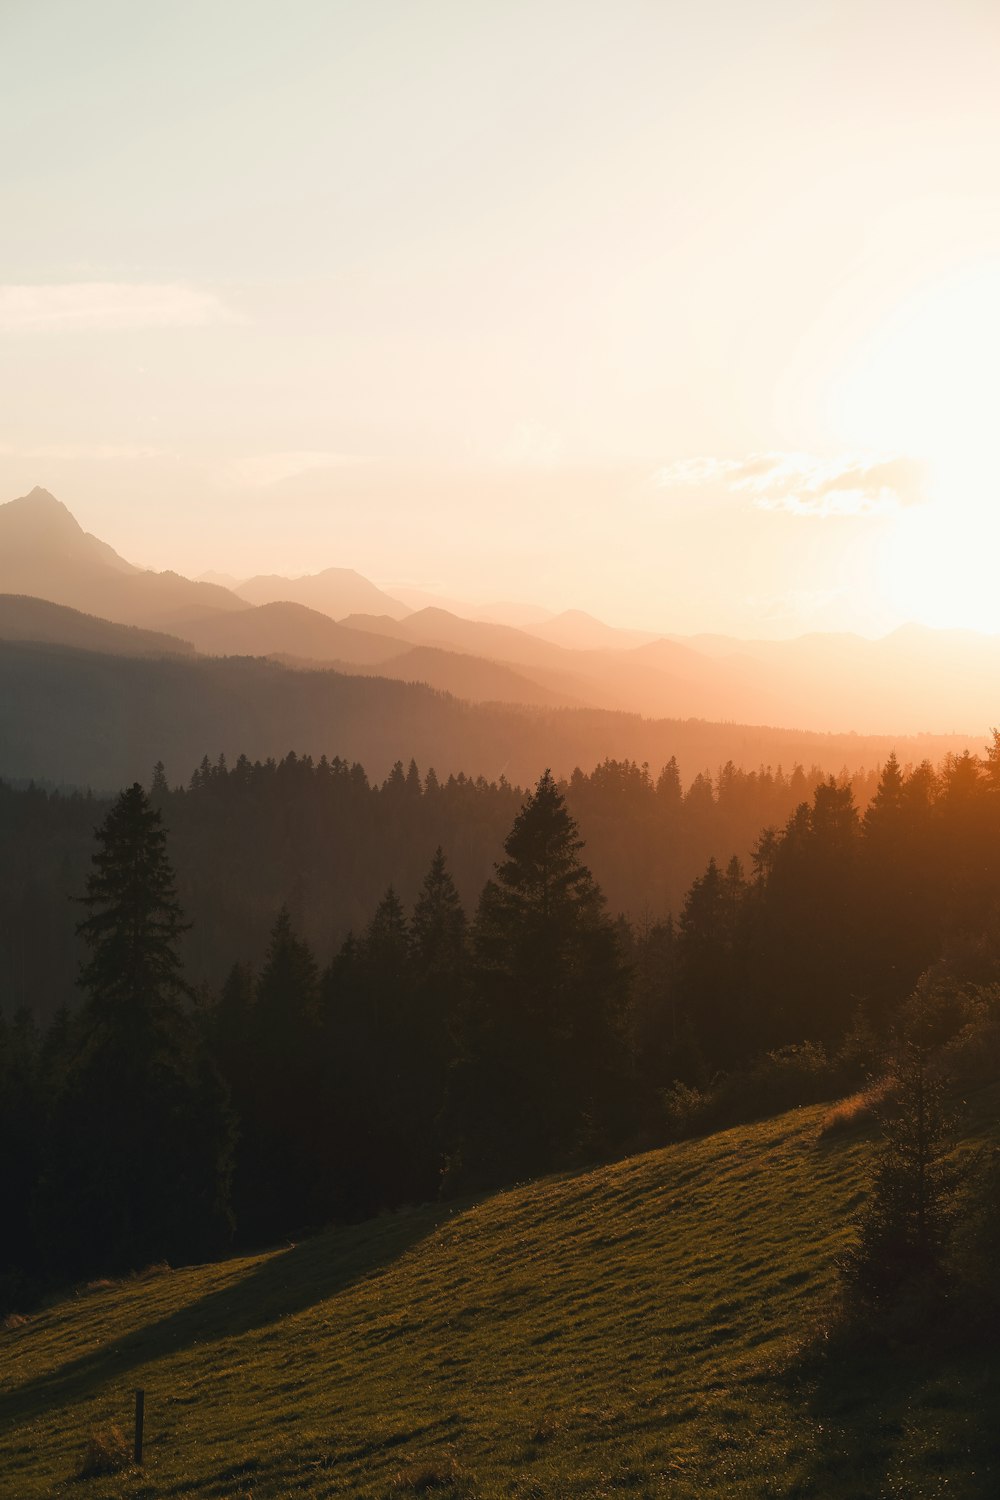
[2,1099,998,1500]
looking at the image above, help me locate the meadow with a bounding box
[2,1095,997,1500]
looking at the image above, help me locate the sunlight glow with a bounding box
[830,261,1000,631]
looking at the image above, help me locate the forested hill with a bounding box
[0,750,877,1020]
[0,638,973,793]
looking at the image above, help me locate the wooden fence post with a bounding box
[134,1388,145,1465]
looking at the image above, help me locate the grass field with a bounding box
[2,1095,998,1499]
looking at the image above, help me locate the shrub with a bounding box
[660,1080,711,1138]
[662,1041,841,1141]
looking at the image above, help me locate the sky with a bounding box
[3,0,1000,636]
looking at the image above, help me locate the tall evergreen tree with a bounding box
[234,909,324,1242]
[841,1035,958,1309]
[453,771,629,1186]
[407,850,468,1195]
[675,854,749,1072]
[36,785,233,1276]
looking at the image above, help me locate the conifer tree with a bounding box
[235,908,323,1241]
[453,771,629,1186]
[411,848,467,977]
[841,1035,958,1311]
[36,785,233,1276]
[407,850,468,1194]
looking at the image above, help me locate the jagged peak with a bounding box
[3,486,84,533]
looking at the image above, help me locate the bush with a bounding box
[662,1041,841,1140]
[660,1080,711,1138]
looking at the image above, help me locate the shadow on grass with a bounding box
[789,1333,1000,1497]
[0,1201,454,1426]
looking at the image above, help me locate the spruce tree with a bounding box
[841,1037,958,1313]
[454,771,629,1186]
[236,909,323,1242]
[36,785,233,1276]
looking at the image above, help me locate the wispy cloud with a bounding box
[655,451,925,517]
[0,282,239,332]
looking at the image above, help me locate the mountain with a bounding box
[528,608,659,651]
[236,567,411,620]
[388,583,553,627]
[0,595,195,658]
[197,570,244,588]
[0,488,246,629]
[0,486,138,582]
[328,643,583,709]
[342,607,789,724]
[344,606,580,671]
[180,603,576,707]
[4,488,999,736]
[179,600,411,667]
[3,1094,996,1496]
[0,638,974,794]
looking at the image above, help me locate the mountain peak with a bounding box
[3,486,85,537]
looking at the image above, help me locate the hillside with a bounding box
[0,639,977,792]
[180,600,410,667]
[0,595,195,658]
[3,1097,997,1498]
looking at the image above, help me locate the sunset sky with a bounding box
[3,0,1000,635]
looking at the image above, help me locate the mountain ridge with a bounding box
[3,487,1000,735]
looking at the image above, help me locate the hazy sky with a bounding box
[3,0,1000,634]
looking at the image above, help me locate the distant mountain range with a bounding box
[235,567,411,620]
[0,486,997,749]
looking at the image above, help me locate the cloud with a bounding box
[0,283,239,332]
[655,451,925,517]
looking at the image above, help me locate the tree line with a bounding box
[0,750,877,1022]
[3,742,1000,1313]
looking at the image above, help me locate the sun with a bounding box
[827,260,1000,631]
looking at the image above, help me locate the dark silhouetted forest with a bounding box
[0,750,876,1020]
[4,739,1000,1312]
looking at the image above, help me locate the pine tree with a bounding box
[35,785,233,1276]
[407,850,468,1196]
[841,1037,959,1312]
[453,771,629,1186]
[77,784,191,1029]
[235,909,323,1241]
[675,854,749,1072]
[411,848,467,977]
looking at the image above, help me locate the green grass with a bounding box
[2,1096,998,1499]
